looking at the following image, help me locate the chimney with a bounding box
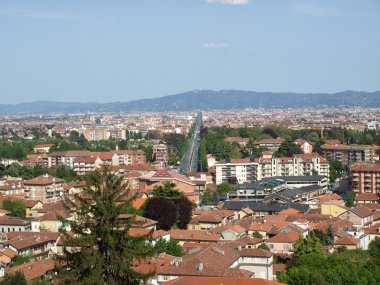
[174,260,179,267]
[198,263,203,271]
[238,245,242,252]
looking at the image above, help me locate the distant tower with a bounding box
[45,123,55,137]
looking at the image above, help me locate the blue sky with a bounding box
[1,0,379,104]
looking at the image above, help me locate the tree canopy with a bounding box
[56,167,155,285]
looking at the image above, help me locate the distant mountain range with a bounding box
[1,90,380,114]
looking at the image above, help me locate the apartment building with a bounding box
[48,151,92,168]
[259,154,329,180]
[24,175,64,203]
[113,150,146,165]
[350,163,380,194]
[215,159,260,185]
[79,127,107,141]
[152,144,168,169]
[254,138,285,152]
[320,144,379,165]
[73,156,103,175]
[294,139,313,154]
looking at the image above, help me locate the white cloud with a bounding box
[201,42,230,49]
[206,0,249,5]
[294,2,340,17]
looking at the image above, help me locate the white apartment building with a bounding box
[215,159,260,185]
[215,154,329,185]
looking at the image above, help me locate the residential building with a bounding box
[0,217,30,233]
[350,163,380,194]
[355,193,379,204]
[1,259,56,283]
[24,175,64,203]
[73,156,103,175]
[157,243,274,282]
[338,206,374,227]
[153,144,168,169]
[48,150,92,168]
[320,144,379,165]
[2,232,60,259]
[33,144,54,153]
[265,230,300,254]
[294,139,313,154]
[254,138,285,152]
[139,170,196,199]
[259,154,329,179]
[0,180,24,195]
[215,159,260,185]
[113,150,146,165]
[224,137,250,147]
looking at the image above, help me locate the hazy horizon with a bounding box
[1,0,380,104]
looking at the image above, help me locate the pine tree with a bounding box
[152,181,184,201]
[56,167,156,285]
[327,225,334,246]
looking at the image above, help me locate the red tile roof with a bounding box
[335,235,359,246]
[266,230,300,243]
[355,193,379,201]
[24,175,64,185]
[5,259,55,281]
[165,277,285,285]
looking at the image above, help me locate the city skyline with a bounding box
[1,0,380,104]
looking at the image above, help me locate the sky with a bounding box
[0,0,380,104]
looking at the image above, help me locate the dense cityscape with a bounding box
[0,105,378,284]
[1,0,380,284]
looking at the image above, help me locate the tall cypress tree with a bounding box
[56,167,155,285]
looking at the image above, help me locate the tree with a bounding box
[326,225,335,246]
[31,278,52,285]
[294,231,321,257]
[176,197,193,229]
[144,197,178,231]
[152,182,184,202]
[252,231,263,239]
[2,271,27,285]
[329,159,344,182]
[258,243,270,251]
[217,182,233,194]
[346,191,356,208]
[368,237,380,260]
[56,167,155,285]
[214,141,233,160]
[243,139,262,159]
[11,254,33,267]
[274,140,303,157]
[307,132,320,144]
[3,199,26,219]
[202,188,213,205]
[155,238,183,257]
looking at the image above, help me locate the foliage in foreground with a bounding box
[56,167,156,285]
[277,238,380,285]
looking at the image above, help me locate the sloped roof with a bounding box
[266,230,300,243]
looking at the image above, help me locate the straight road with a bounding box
[179,112,202,174]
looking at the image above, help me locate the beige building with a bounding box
[24,175,64,203]
[320,144,379,165]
